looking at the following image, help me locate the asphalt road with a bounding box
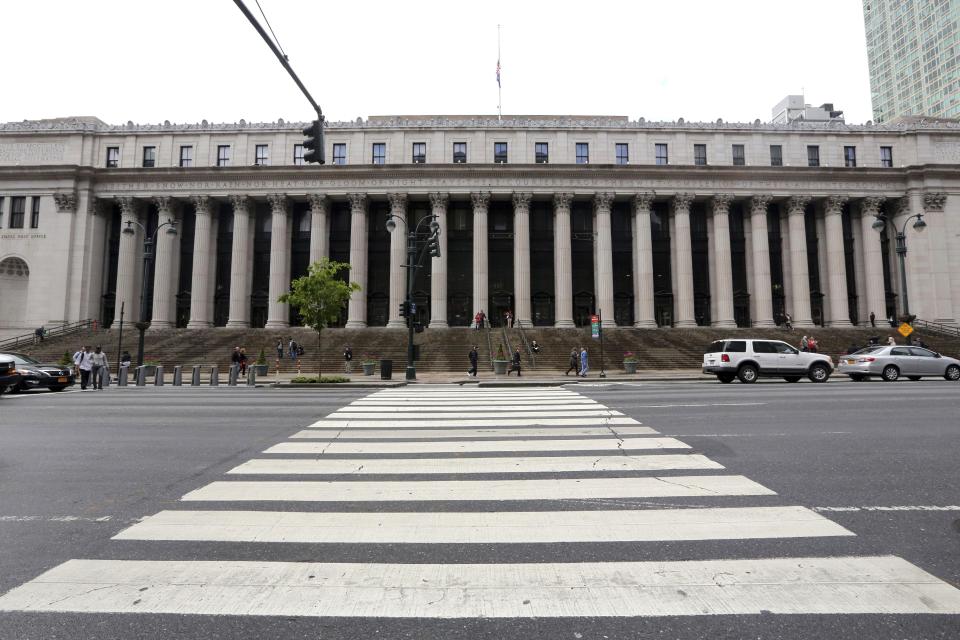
[0,380,957,639]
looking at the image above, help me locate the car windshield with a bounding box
[705,341,725,354]
[1,353,39,366]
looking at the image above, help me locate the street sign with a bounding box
[898,322,914,338]
[591,314,600,339]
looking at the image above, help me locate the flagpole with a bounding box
[497,24,502,121]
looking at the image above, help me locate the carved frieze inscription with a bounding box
[0,142,67,164]
[932,141,960,163]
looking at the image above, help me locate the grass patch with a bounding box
[291,375,350,384]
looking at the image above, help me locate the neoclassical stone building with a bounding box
[0,114,957,333]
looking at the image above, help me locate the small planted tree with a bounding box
[278,258,360,378]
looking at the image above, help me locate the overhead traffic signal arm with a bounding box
[302,116,325,164]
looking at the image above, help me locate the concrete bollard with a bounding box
[191,365,201,386]
[246,367,257,386]
[209,365,219,387]
[228,364,239,386]
[173,365,182,386]
[135,366,146,387]
[154,365,164,386]
[101,366,111,388]
[118,366,128,387]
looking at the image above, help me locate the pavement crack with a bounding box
[651,476,720,494]
[45,584,115,607]
[316,428,345,457]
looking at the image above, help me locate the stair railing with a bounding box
[484,323,495,371]
[514,319,536,368]
[0,319,96,352]
[913,319,960,338]
[501,325,513,361]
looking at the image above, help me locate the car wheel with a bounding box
[737,365,758,384]
[0,385,5,394]
[808,363,830,383]
[849,374,866,382]
[783,376,801,383]
[907,376,922,381]
[881,365,900,382]
[8,384,22,394]
[945,364,960,382]
[717,374,735,384]
[49,386,67,392]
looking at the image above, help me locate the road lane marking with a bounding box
[264,437,689,455]
[335,405,612,413]
[305,417,643,428]
[815,505,960,512]
[326,410,625,419]
[290,426,658,439]
[3,556,958,616]
[114,506,852,544]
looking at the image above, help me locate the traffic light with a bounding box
[399,301,408,317]
[427,232,441,258]
[302,116,325,164]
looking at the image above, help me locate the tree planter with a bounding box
[253,364,269,376]
[493,360,510,375]
[140,365,157,378]
[362,362,376,376]
[623,361,638,374]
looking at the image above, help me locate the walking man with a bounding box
[508,347,522,376]
[231,346,241,372]
[78,346,93,390]
[468,345,478,377]
[579,347,589,377]
[90,346,108,390]
[238,348,248,376]
[288,338,298,360]
[276,339,284,360]
[565,348,579,376]
[343,345,353,373]
[869,311,876,328]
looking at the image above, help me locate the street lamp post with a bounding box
[122,218,178,367]
[872,211,926,337]
[385,213,440,381]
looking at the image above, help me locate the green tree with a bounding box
[278,258,360,378]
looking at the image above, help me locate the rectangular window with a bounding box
[732,144,745,166]
[655,143,668,165]
[880,146,893,167]
[9,196,25,229]
[142,146,156,168]
[844,146,857,167]
[575,142,589,164]
[535,142,549,164]
[615,143,629,165]
[453,142,467,163]
[372,143,386,164]
[293,144,304,166]
[412,142,426,164]
[770,145,783,166]
[255,144,270,166]
[694,144,707,166]
[217,145,231,167]
[333,143,347,165]
[106,146,119,168]
[30,196,40,229]
[494,142,508,163]
[807,145,820,167]
[179,145,193,167]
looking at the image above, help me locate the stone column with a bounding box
[386,193,408,328]
[149,197,178,330]
[471,192,490,318]
[186,196,214,328]
[429,192,449,327]
[859,197,886,325]
[922,192,954,322]
[308,194,329,264]
[114,197,143,324]
[824,195,851,326]
[815,212,831,324]
[672,193,696,327]
[513,192,533,326]
[345,193,368,328]
[632,193,656,328]
[226,195,252,327]
[553,193,575,328]
[749,195,775,326]
[787,196,814,327]
[743,214,756,323]
[711,194,736,327]
[593,192,617,326]
[264,194,290,329]
[779,209,792,320]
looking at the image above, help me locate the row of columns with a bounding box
[109,190,942,332]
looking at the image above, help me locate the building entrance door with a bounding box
[573,291,595,327]
[490,290,514,327]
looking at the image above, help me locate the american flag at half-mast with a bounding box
[496,59,501,88]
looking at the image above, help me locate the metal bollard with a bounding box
[191,365,201,386]
[247,367,257,386]
[154,365,164,386]
[228,364,239,386]
[101,366,111,388]
[173,365,182,386]
[209,365,219,387]
[118,366,128,387]
[135,366,146,387]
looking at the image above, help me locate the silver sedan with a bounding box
[837,345,960,382]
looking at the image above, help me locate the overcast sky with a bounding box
[2,0,874,126]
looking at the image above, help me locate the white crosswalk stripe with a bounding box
[2,385,960,620]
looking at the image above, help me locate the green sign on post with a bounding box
[591,314,600,339]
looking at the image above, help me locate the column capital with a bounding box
[53,191,78,214]
[632,192,654,213]
[923,192,947,212]
[429,192,449,210]
[787,195,811,216]
[750,194,772,216]
[118,196,142,218]
[266,193,289,215]
[712,194,733,214]
[191,195,213,215]
[554,192,574,210]
[387,192,407,211]
[153,196,177,215]
[893,196,911,217]
[471,191,491,211]
[512,191,532,210]
[593,192,614,213]
[860,196,885,216]
[229,195,252,213]
[824,195,848,216]
[307,193,328,213]
[88,197,107,217]
[347,192,367,211]
[672,193,693,212]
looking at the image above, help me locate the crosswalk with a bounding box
[2,385,960,620]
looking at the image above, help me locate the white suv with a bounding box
[702,338,833,384]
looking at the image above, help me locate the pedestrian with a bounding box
[120,350,132,369]
[506,310,514,328]
[508,347,522,376]
[478,309,486,329]
[846,343,861,356]
[888,315,896,327]
[887,336,896,346]
[468,345,478,377]
[784,313,793,330]
[917,339,929,349]
[565,348,579,376]
[800,335,809,352]
[297,342,305,358]
[869,311,876,328]
[72,346,84,377]
[579,347,589,377]
[90,345,108,390]
[33,327,41,345]
[344,344,353,373]
[474,311,483,330]
[531,340,541,354]
[78,345,93,390]
[231,346,241,372]
[238,348,248,376]
[808,336,819,353]
[276,339,284,360]
[288,338,298,360]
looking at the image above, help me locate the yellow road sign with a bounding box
[898,322,914,338]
